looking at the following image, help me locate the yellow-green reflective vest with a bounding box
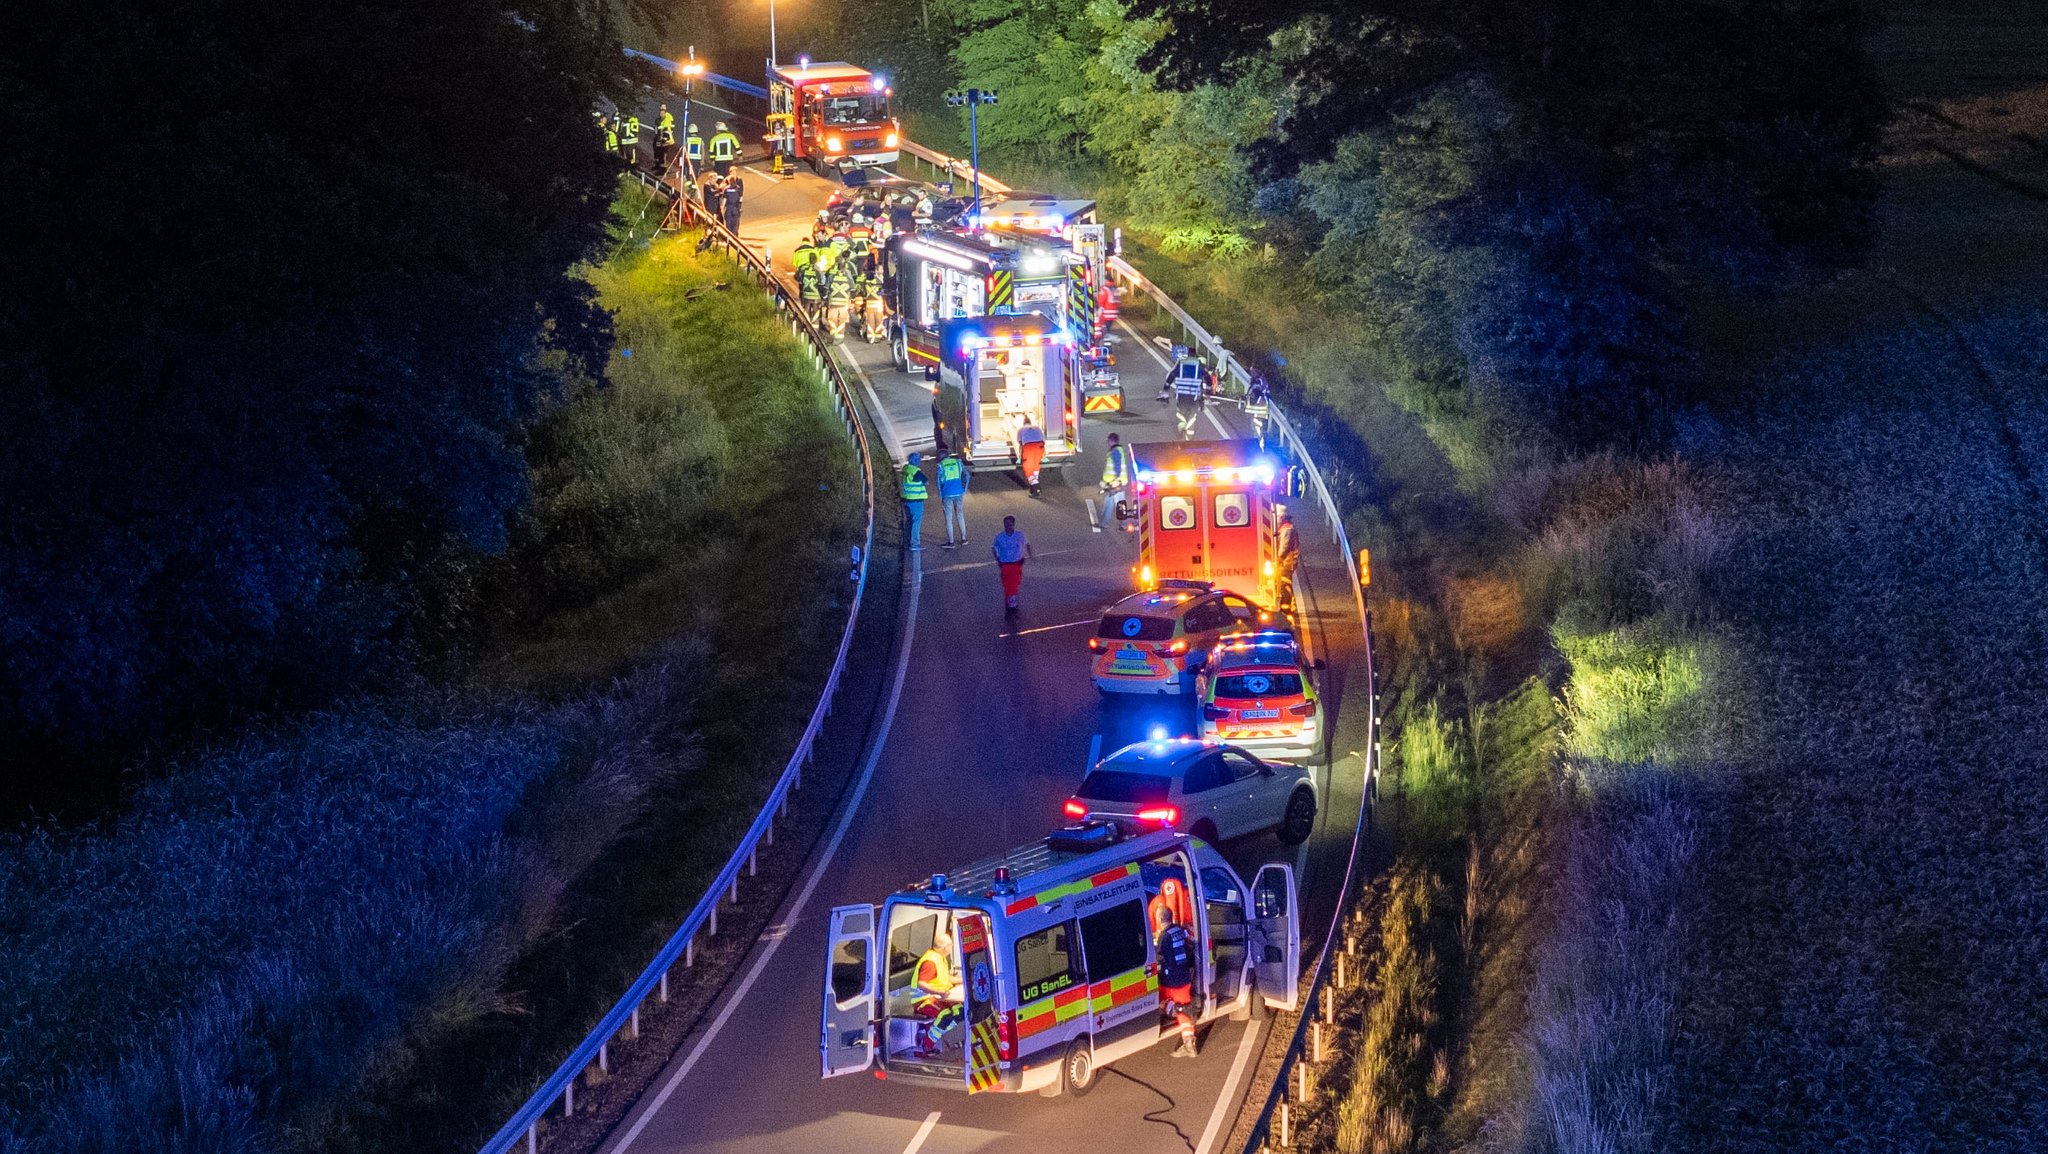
[710,131,740,160]
[1102,444,1131,487]
[621,116,640,144]
[900,463,929,500]
[656,112,676,145]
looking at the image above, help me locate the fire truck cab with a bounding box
[1129,440,1288,607]
[767,60,900,172]
[821,823,1300,1094]
[937,312,1082,472]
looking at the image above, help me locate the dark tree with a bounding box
[0,0,624,797]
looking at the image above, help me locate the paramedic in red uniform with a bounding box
[1017,414,1047,496]
[1152,900,1200,1057]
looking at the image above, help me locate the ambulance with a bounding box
[821,822,1300,1096]
[766,60,900,173]
[936,312,1083,473]
[1128,439,1293,608]
[885,228,1076,373]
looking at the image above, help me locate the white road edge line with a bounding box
[742,164,783,184]
[835,342,912,467]
[1194,1020,1265,1154]
[901,1111,943,1154]
[608,563,926,1154]
[1119,318,1172,368]
[1204,404,1232,439]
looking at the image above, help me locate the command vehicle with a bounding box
[821,823,1300,1095]
[1128,440,1288,607]
[1195,632,1326,764]
[935,312,1083,473]
[1088,580,1269,695]
[767,60,900,172]
[1064,737,1318,847]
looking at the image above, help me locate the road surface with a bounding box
[596,89,1373,1154]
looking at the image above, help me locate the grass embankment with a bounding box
[0,181,861,1154]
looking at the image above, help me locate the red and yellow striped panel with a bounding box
[1084,392,1123,413]
[1004,861,1139,917]
[1015,982,1092,1040]
[967,1017,1004,1093]
[1088,966,1159,1014]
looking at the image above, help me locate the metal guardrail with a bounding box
[1099,255,1381,1154]
[621,47,770,102]
[478,172,876,1154]
[896,139,1014,198]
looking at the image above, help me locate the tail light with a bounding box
[1159,639,1189,657]
[1289,701,1318,717]
[1065,405,1076,428]
[1135,805,1180,825]
[1063,799,1087,819]
[996,1010,1017,1061]
[1203,705,1229,721]
[1087,637,1103,652]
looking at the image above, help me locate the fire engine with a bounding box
[1126,439,1290,607]
[767,60,900,172]
[936,312,1082,472]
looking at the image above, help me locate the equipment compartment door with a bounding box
[821,904,880,1077]
[1251,863,1301,1011]
[957,914,1004,1093]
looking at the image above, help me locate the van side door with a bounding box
[821,904,880,1077]
[1250,864,1301,1011]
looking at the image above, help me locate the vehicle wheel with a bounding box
[891,331,908,372]
[1277,786,1316,846]
[1059,1038,1098,1098]
[1189,819,1220,847]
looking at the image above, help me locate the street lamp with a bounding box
[944,88,998,223]
[767,0,778,68]
[678,47,706,182]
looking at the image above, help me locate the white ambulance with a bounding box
[820,822,1300,1096]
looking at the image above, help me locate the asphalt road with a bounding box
[598,93,1373,1154]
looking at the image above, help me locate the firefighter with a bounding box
[1275,508,1301,613]
[620,111,641,169]
[708,120,741,176]
[901,452,931,550]
[813,209,834,245]
[1016,414,1046,497]
[1245,373,1271,442]
[1152,900,1199,1058]
[684,121,705,179]
[654,104,677,169]
[1098,432,1132,533]
[793,237,822,314]
[1170,355,1206,439]
[913,922,961,1057]
[825,260,854,339]
[601,113,619,157]
[853,254,885,343]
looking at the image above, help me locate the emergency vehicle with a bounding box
[767,60,900,172]
[936,312,1081,472]
[821,823,1300,1095]
[1128,440,1290,607]
[886,228,1075,373]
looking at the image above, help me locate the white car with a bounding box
[1063,737,1317,846]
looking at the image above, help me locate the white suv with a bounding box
[1062,737,1317,846]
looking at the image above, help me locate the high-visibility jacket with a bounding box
[1101,443,1132,487]
[621,115,640,145]
[936,455,967,496]
[604,124,619,151]
[709,130,741,161]
[792,242,817,274]
[1172,357,1204,397]
[685,130,704,161]
[826,268,853,305]
[848,223,873,258]
[656,111,676,146]
[900,463,929,501]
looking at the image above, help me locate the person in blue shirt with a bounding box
[991,515,1033,617]
[936,451,970,548]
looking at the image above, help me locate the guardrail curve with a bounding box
[478,174,877,1154]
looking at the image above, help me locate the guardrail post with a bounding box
[748,846,758,877]
[563,1079,574,1119]
[599,1042,609,1075]
[686,934,696,967]
[661,970,671,1002]
[631,1006,641,1039]
[709,906,718,937]
[729,875,740,903]
[1278,1102,1291,1147]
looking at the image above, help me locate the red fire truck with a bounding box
[766,60,900,172]
[1127,439,1289,607]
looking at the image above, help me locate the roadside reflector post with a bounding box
[1358,547,1372,590]
[1278,1101,1291,1147]
[599,1042,608,1074]
[563,1079,574,1118]
[631,1007,641,1039]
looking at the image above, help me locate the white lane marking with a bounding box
[1085,732,1102,770]
[901,1112,943,1154]
[1119,318,1172,368]
[743,164,784,184]
[1086,499,1101,530]
[834,342,913,466]
[1204,404,1233,438]
[687,97,739,118]
[609,564,926,1154]
[1008,617,1096,637]
[1194,1020,1265,1154]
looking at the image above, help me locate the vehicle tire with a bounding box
[1277,786,1316,846]
[891,330,908,372]
[1189,819,1220,847]
[1058,1038,1098,1098]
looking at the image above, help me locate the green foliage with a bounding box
[1553,628,1706,766]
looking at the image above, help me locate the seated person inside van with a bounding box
[914,920,964,1057]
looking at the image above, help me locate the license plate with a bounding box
[1240,708,1280,719]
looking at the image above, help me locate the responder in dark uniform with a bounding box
[721,173,744,232]
[1152,900,1199,1057]
[1169,354,1205,438]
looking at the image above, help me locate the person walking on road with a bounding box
[937,451,970,549]
[992,515,1033,618]
[1016,415,1046,497]
[1099,432,1132,532]
[901,453,931,552]
[721,173,744,232]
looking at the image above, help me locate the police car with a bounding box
[1195,632,1326,764]
[1062,737,1317,847]
[1088,581,1268,695]
[822,823,1299,1096]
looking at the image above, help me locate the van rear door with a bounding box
[821,904,880,1077]
[1251,863,1300,1011]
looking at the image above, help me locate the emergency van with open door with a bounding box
[822,824,1299,1095]
[1129,439,1287,607]
[886,229,1076,373]
[936,312,1083,473]
[767,60,900,172]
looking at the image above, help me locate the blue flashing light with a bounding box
[1149,725,1168,742]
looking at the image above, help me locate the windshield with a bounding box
[816,92,888,126]
[1214,672,1304,699]
[1098,614,1176,641]
[1076,770,1171,804]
